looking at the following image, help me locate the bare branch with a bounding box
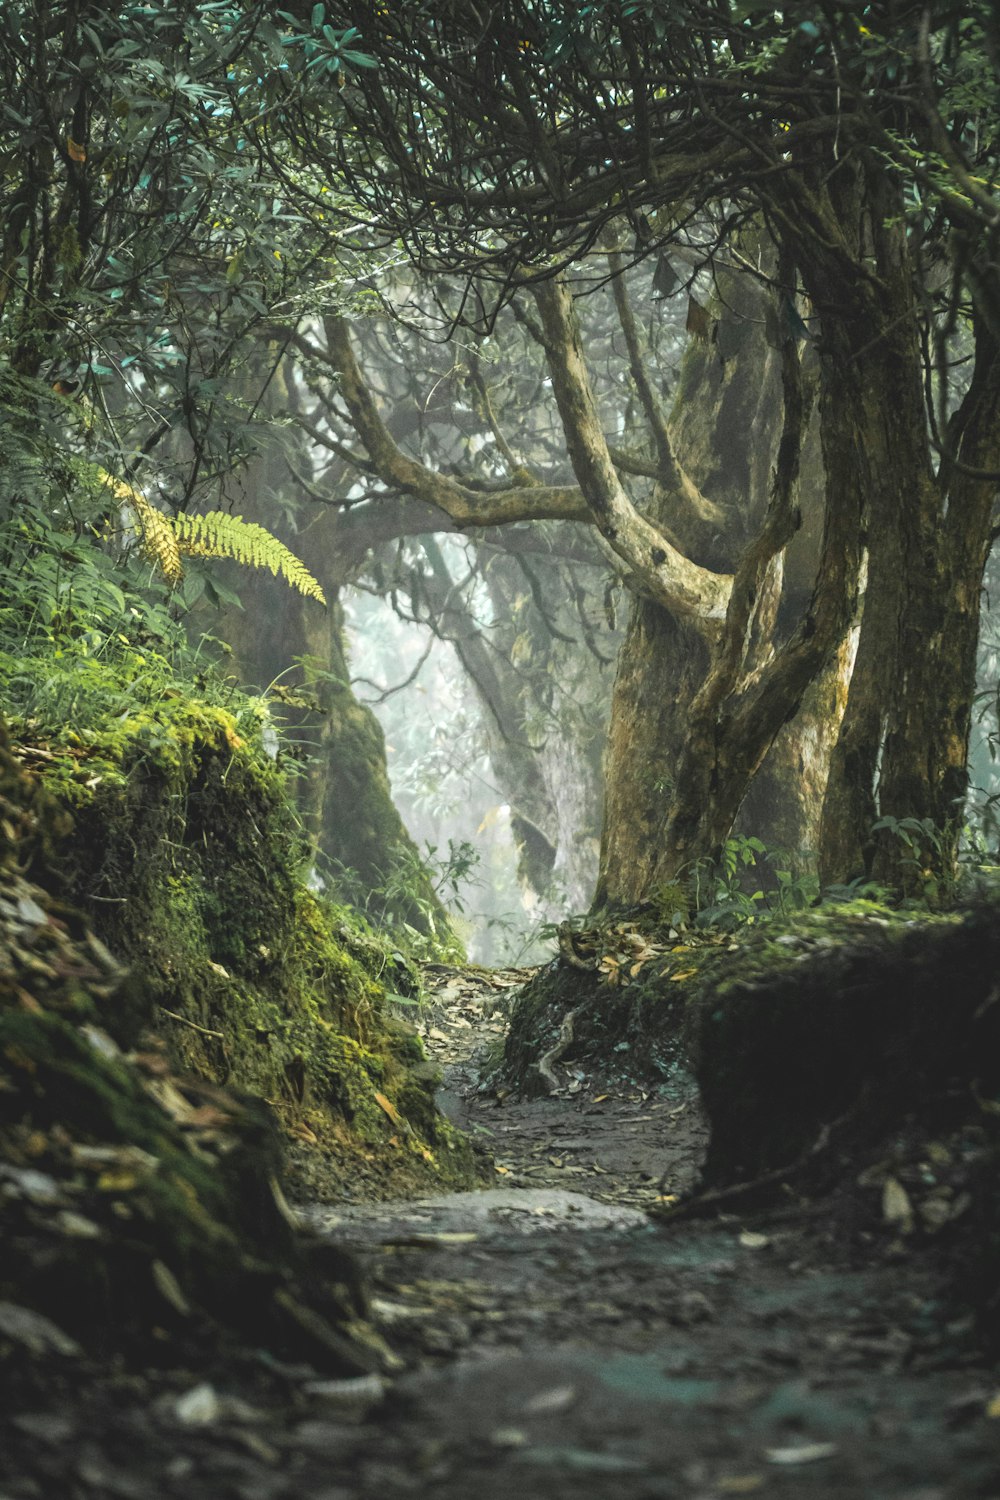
[323,313,591,530]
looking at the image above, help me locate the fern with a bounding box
[174,510,327,605]
[101,471,184,584]
[96,470,326,605]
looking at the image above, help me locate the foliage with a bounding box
[327,838,472,964]
[0,495,257,756]
[687,836,818,930]
[109,466,328,603]
[308,0,1000,897]
[0,0,384,594]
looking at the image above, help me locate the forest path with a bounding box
[296,963,1000,1499]
[6,966,999,1500]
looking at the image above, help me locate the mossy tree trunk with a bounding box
[802,165,1000,889]
[207,367,454,938]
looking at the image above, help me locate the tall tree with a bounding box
[298,0,1000,889]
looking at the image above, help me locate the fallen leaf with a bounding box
[670,969,697,982]
[882,1175,913,1230]
[490,1427,529,1448]
[739,1231,770,1250]
[374,1090,404,1126]
[54,1210,101,1239]
[303,1374,385,1413]
[66,136,87,162]
[766,1442,837,1465]
[152,1260,192,1316]
[97,1170,138,1192]
[0,1301,81,1357]
[186,1104,236,1130]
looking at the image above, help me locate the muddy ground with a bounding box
[2,963,999,1499]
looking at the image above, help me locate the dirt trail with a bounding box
[3,964,1000,1500]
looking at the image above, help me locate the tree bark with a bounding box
[595,255,845,904]
[806,164,1000,887]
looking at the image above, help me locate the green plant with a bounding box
[106,470,326,605]
[326,839,474,964]
[870,815,955,906]
[689,836,818,931]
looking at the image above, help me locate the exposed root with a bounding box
[557,922,597,971]
[536,1005,581,1093]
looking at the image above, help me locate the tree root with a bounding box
[536,1005,581,1093]
[557,922,597,971]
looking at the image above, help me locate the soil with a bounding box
[2,963,999,1500]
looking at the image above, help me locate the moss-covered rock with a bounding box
[678,902,998,1179]
[500,899,1000,1345]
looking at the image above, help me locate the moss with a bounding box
[0,726,374,1370]
[680,901,995,1183]
[3,647,480,1195]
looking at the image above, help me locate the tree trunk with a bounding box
[206,372,454,938]
[809,169,1000,889]
[595,258,840,905]
[596,601,708,905]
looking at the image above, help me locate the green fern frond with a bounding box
[174,510,327,605]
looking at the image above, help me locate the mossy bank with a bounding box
[3,638,483,1201]
[500,900,1000,1343]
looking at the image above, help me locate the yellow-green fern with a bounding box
[174,510,326,605]
[99,469,183,584]
[96,469,326,605]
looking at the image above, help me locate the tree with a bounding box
[273,249,843,906]
[297,0,1000,892]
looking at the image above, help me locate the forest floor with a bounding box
[3,962,1000,1500]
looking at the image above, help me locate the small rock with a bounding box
[0,1301,82,1357]
[174,1382,222,1426]
[738,1231,770,1250]
[673,1290,716,1325]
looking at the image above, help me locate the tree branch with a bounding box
[531,276,732,634]
[323,313,590,530]
[607,246,725,537]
